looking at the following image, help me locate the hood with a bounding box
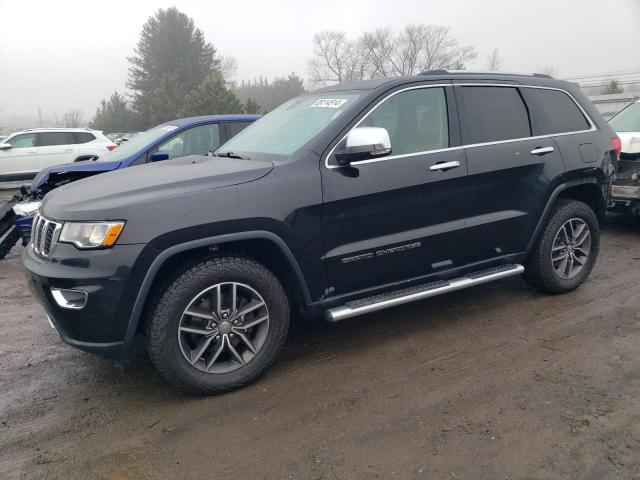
[618,132,640,155]
[33,159,123,189]
[41,155,273,221]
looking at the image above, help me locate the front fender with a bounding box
[123,230,311,346]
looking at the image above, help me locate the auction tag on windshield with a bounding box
[310,99,348,108]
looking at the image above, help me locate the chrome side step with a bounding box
[325,263,524,322]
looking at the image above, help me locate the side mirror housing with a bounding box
[150,151,170,162]
[334,127,392,166]
[0,143,13,150]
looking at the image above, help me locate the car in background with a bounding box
[608,99,640,216]
[115,131,140,145]
[106,132,124,142]
[0,128,116,183]
[9,114,259,247]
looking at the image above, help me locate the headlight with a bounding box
[59,221,125,248]
[12,201,41,217]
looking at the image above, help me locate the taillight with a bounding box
[611,137,622,156]
[106,145,117,151]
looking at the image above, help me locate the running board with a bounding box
[325,263,524,322]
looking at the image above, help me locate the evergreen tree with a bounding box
[90,91,136,132]
[127,7,221,128]
[243,98,262,114]
[234,73,305,112]
[180,74,244,117]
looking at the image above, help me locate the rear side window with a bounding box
[70,132,96,144]
[37,132,70,146]
[521,88,590,135]
[224,122,251,140]
[460,86,531,144]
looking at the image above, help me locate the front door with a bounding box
[321,85,469,295]
[0,133,38,181]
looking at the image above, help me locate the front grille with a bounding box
[32,214,62,257]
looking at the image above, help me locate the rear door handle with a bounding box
[430,160,461,171]
[530,146,555,156]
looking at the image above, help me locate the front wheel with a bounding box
[523,199,600,294]
[146,255,290,394]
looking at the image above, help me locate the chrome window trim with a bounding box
[324,83,597,169]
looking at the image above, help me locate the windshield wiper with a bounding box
[215,151,248,159]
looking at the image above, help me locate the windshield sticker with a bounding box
[310,99,348,109]
[161,125,178,131]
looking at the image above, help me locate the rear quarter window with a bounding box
[521,88,590,135]
[70,132,96,144]
[460,86,531,144]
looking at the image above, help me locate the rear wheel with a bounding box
[523,199,600,293]
[146,255,290,394]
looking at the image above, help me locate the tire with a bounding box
[0,226,20,260]
[523,199,600,294]
[145,255,290,394]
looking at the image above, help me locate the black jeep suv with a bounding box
[23,72,618,394]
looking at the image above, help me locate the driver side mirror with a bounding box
[334,127,392,166]
[150,151,170,162]
[0,143,12,150]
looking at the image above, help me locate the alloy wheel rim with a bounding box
[178,282,269,374]
[551,218,591,280]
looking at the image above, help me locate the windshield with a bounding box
[97,125,177,162]
[218,91,364,156]
[609,101,640,132]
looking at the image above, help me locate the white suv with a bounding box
[0,128,117,182]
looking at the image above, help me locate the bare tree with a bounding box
[538,65,558,77]
[485,48,503,71]
[220,56,238,82]
[309,25,476,85]
[62,109,84,128]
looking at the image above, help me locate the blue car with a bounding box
[12,114,259,245]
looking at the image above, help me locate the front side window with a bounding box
[460,86,531,144]
[224,121,252,140]
[609,101,640,133]
[218,91,363,156]
[6,133,36,148]
[156,124,221,159]
[38,132,70,146]
[359,87,449,156]
[522,88,590,135]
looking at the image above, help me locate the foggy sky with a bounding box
[1,0,639,124]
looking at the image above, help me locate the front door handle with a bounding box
[430,160,460,171]
[530,146,555,156]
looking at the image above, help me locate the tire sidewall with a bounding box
[538,201,600,291]
[148,257,289,392]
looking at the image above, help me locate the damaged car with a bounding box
[3,114,258,255]
[608,99,640,216]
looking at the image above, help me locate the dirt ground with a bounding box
[1,211,639,480]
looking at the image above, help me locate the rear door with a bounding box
[36,132,74,169]
[322,84,470,295]
[221,121,252,143]
[0,133,38,181]
[456,85,565,262]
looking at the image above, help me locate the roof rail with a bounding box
[22,127,92,132]
[419,69,552,79]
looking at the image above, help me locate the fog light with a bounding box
[51,288,88,310]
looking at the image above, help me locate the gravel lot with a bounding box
[1,208,639,480]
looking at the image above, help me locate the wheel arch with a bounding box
[124,231,312,344]
[527,178,606,251]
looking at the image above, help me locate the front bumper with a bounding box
[23,241,147,360]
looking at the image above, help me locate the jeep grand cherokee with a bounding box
[23,71,618,394]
